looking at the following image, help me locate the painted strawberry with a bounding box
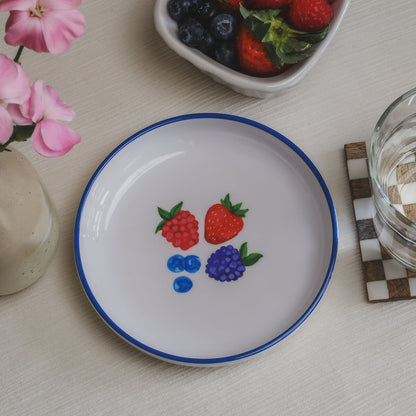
[244,0,292,9]
[205,194,248,244]
[155,202,199,250]
[236,6,328,77]
[289,0,334,32]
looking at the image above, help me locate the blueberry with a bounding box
[193,0,220,27]
[198,30,216,56]
[213,40,237,69]
[167,0,191,22]
[184,255,201,273]
[189,0,204,16]
[210,13,237,40]
[167,255,185,272]
[178,17,205,47]
[173,276,193,293]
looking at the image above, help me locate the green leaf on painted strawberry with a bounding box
[220,194,249,218]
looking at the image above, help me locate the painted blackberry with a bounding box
[205,242,262,282]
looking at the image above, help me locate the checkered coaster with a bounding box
[345,142,416,302]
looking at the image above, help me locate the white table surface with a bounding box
[2,0,416,414]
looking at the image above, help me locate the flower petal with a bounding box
[0,53,31,104]
[43,85,75,121]
[41,9,85,54]
[0,106,14,144]
[41,0,82,10]
[0,0,36,12]
[31,119,80,157]
[6,103,32,125]
[4,11,49,52]
[29,79,45,123]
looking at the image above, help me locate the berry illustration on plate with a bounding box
[167,254,186,272]
[167,254,201,273]
[156,202,199,250]
[205,242,263,282]
[184,255,201,273]
[205,193,248,244]
[173,276,193,293]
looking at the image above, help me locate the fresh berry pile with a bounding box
[155,202,199,250]
[168,0,239,69]
[167,0,336,77]
[205,242,262,282]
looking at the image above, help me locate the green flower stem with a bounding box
[0,124,36,152]
[14,45,24,64]
[0,137,15,152]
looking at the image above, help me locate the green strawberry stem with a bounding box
[240,5,329,68]
[155,201,183,233]
[239,242,263,267]
[221,194,249,218]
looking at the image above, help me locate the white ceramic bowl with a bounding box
[154,0,350,98]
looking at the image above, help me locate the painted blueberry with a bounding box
[173,276,193,293]
[167,254,185,272]
[184,255,201,273]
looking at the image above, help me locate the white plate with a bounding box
[154,0,351,98]
[74,114,337,366]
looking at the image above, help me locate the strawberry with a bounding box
[236,24,286,76]
[236,6,328,77]
[244,0,291,9]
[289,0,334,32]
[155,202,199,250]
[205,194,248,244]
[217,0,246,13]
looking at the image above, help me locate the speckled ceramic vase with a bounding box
[0,148,59,295]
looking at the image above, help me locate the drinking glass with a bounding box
[369,87,416,270]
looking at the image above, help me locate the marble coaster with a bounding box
[345,142,416,303]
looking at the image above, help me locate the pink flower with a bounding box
[8,79,81,157]
[0,0,85,54]
[0,53,31,143]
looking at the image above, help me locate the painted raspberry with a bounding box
[205,242,263,282]
[155,202,199,250]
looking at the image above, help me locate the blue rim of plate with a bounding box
[74,113,338,365]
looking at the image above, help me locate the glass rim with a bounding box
[369,87,416,231]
